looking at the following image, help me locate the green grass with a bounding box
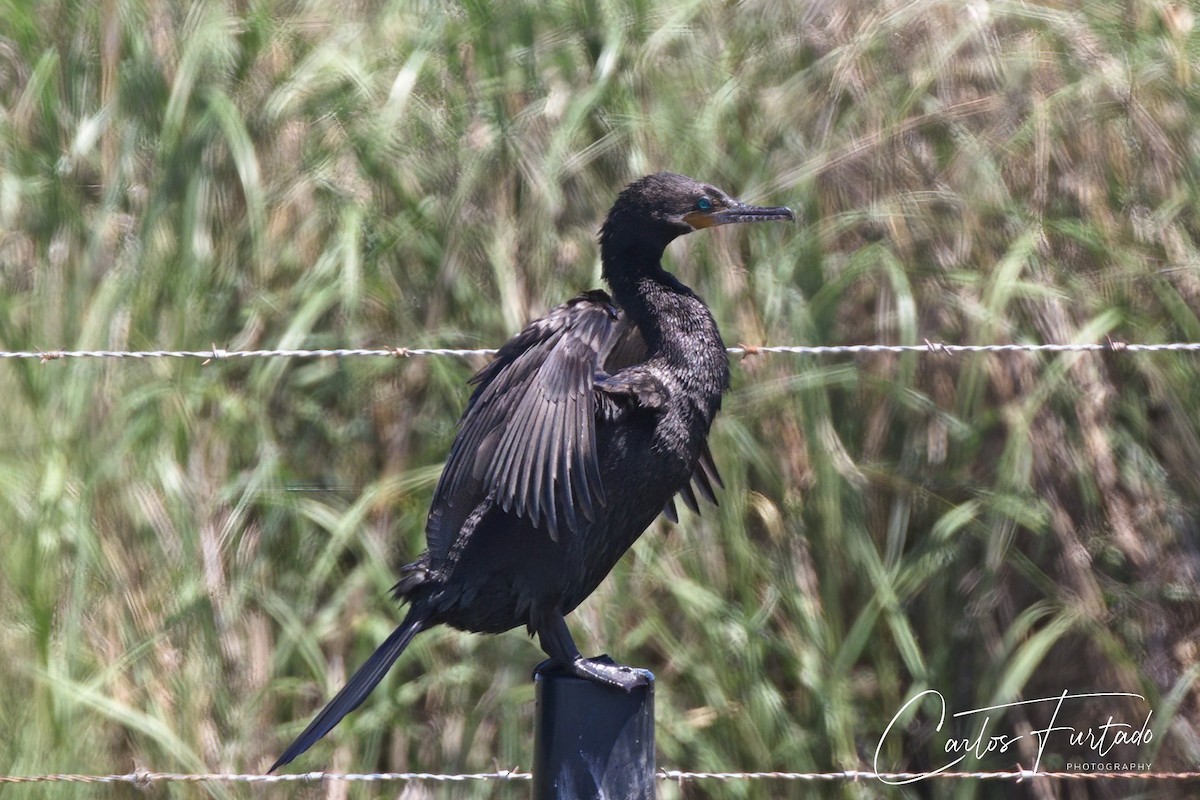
[1,0,1199,798]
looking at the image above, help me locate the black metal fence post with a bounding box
[532,667,655,799]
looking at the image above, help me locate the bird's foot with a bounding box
[533,654,652,692]
[574,654,652,691]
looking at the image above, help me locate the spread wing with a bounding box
[426,290,622,562]
[426,288,726,566]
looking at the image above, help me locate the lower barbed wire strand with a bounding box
[3,769,1200,785]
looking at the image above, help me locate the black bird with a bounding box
[271,172,793,771]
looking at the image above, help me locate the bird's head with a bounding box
[599,172,794,274]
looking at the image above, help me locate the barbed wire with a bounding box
[0,347,500,362]
[3,768,1199,786]
[658,769,1200,783]
[0,769,529,786]
[4,340,1200,364]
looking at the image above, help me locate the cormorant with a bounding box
[271,172,794,771]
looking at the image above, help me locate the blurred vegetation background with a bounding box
[2,0,1198,798]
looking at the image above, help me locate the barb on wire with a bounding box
[3,768,1199,786]
[3,341,1200,364]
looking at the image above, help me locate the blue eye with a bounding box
[697,197,713,211]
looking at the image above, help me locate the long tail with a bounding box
[270,607,427,772]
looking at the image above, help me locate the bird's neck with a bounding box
[603,245,730,436]
[606,260,728,381]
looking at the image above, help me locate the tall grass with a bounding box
[1,0,1197,798]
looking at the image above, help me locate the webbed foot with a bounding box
[533,653,651,692]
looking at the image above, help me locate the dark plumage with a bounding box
[271,172,794,771]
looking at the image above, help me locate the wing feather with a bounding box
[678,481,700,514]
[427,291,620,561]
[690,442,724,506]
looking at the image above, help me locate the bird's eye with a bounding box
[696,197,713,211]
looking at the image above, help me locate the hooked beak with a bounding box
[683,201,796,229]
